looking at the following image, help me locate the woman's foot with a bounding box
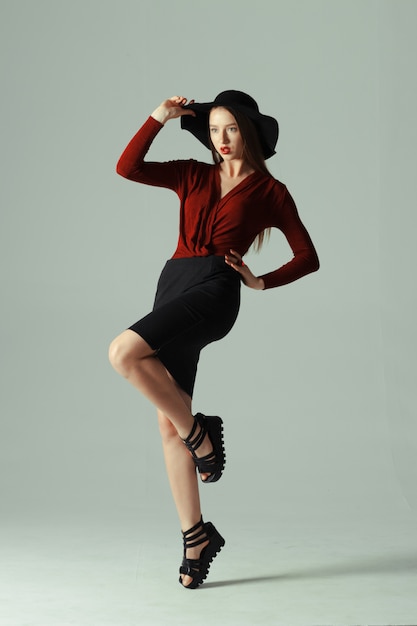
[181,535,210,587]
[187,420,214,482]
[179,518,225,589]
[182,414,226,483]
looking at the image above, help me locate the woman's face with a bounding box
[209,107,244,160]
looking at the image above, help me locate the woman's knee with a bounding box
[108,330,150,376]
[108,336,128,375]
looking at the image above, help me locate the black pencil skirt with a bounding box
[128,256,241,397]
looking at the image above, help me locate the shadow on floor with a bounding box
[202,550,417,589]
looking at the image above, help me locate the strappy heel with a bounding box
[179,517,225,589]
[182,413,226,483]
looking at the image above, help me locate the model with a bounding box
[109,91,319,588]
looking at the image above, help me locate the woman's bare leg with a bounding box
[109,330,210,586]
[109,330,210,447]
[109,329,214,479]
[157,386,208,588]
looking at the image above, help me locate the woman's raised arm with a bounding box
[115,97,195,185]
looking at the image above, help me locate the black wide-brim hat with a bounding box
[181,90,279,160]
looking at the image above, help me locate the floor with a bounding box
[2,512,416,626]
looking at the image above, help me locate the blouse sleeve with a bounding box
[259,187,320,289]
[116,116,187,193]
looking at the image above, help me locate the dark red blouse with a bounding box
[116,116,319,289]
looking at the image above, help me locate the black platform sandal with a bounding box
[179,517,225,589]
[182,413,225,483]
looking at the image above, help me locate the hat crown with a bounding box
[213,90,259,113]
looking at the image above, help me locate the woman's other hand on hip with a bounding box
[225,250,265,290]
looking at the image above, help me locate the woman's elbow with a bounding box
[311,251,320,272]
[300,249,320,275]
[116,154,144,180]
[116,160,131,179]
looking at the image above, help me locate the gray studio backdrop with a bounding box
[1,0,416,527]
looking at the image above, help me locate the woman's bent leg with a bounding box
[109,330,193,438]
[108,329,214,471]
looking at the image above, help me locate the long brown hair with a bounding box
[209,107,272,251]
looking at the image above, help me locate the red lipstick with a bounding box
[220,147,231,154]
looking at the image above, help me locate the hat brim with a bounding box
[180,101,278,160]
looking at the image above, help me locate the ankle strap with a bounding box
[182,414,206,451]
[182,516,203,538]
[182,516,208,549]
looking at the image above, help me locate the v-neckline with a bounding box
[215,165,258,203]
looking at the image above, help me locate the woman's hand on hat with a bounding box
[225,250,265,290]
[151,96,196,125]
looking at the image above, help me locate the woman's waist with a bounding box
[162,254,240,286]
[172,240,248,261]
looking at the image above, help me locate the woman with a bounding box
[109,91,319,589]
